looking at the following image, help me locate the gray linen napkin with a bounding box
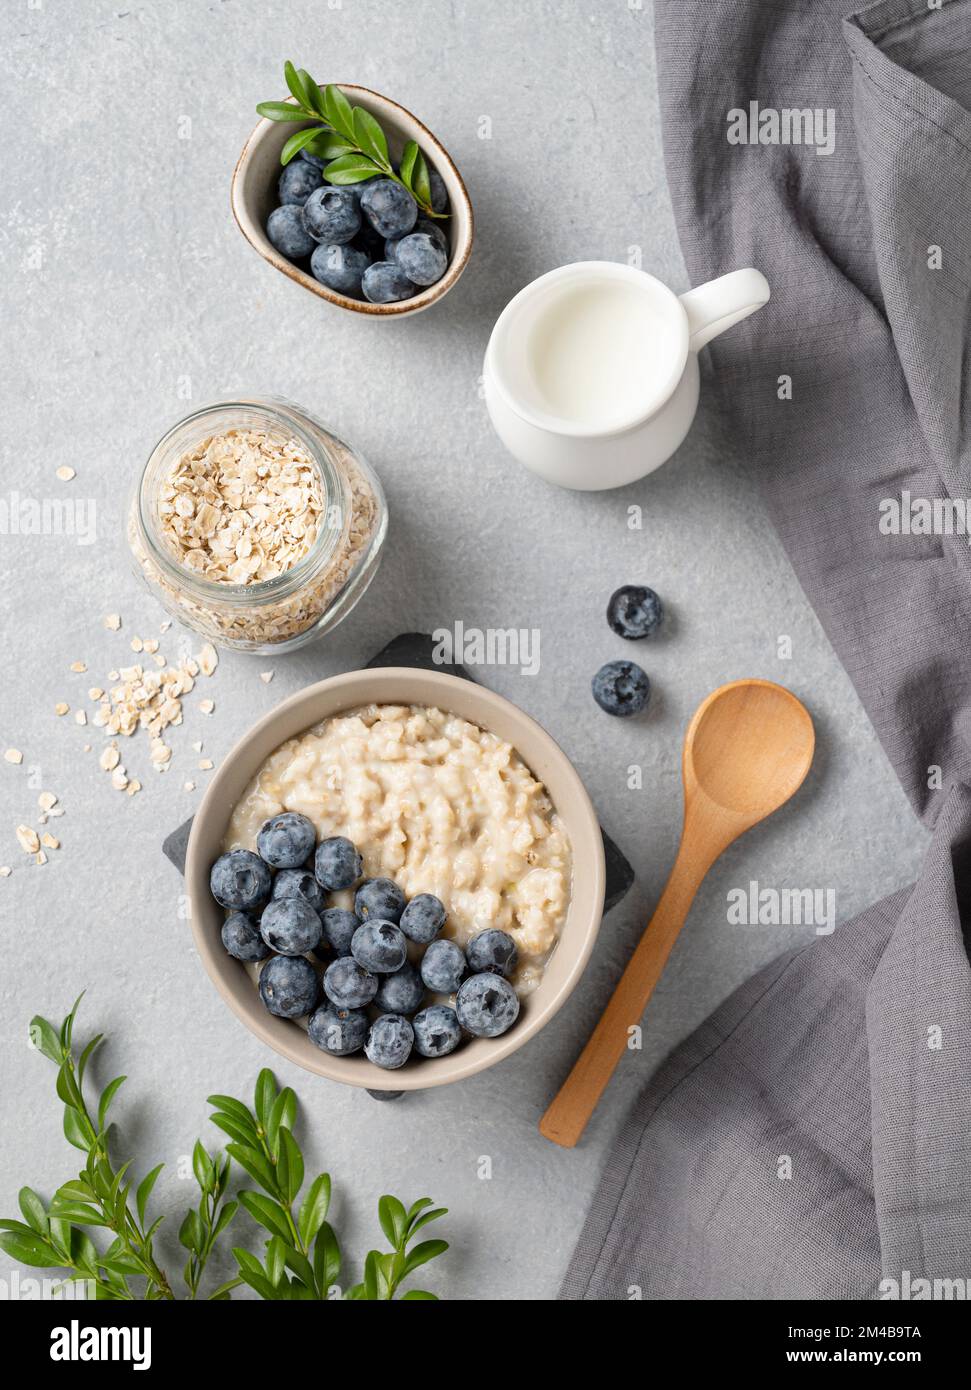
[562,0,971,1299]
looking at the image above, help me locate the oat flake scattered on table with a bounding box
[4,749,22,765]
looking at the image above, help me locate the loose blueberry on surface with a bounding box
[323,956,378,1010]
[360,178,418,238]
[354,877,405,923]
[419,938,467,994]
[466,928,519,978]
[210,849,273,912]
[606,585,664,640]
[259,955,319,1019]
[412,1004,462,1058]
[302,186,362,245]
[319,906,360,957]
[394,231,447,287]
[221,911,271,963]
[375,962,425,1015]
[257,811,317,869]
[308,1003,369,1056]
[367,1089,403,1101]
[266,204,316,261]
[428,170,449,214]
[455,973,520,1038]
[591,660,651,717]
[259,898,322,956]
[315,836,363,891]
[278,159,323,206]
[351,920,408,974]
[310,242,370,296]
[362,261,415,304]
[365,1014,414,1070]
[399,892,446,945]
[271,868,326,917]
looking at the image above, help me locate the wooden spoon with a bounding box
[539,678,814,1148]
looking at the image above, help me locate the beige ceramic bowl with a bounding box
[231,85,474,317]
[186,668,605,1090]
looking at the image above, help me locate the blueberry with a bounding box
[355,877,405,923]
[351,921,407,974]
[257,812,317,869]
[365,1014,414,1070]
[271,868,326,917]
[221,911,271,963]
[266,204,316,261]
[353,217,385,260]
[315,837,363,891]
[420,939,466,994]
[375,962,425,1014]
[606,585,664,640]
[399,893,446,945]
[308,1003,369,1056]
[386,218,446,263]
[310,242,370,295]
[259,956,319,1019]
[302,186,361,245]
[210,850,272,912]
[591,660,651,717]
[278,159,323,206]
[428,170,449,214]
[323,956,378,1011]
[360,178,418,238]
[394,232,447,287]
[318,907,360,957]
[259,898,321,956]
[466,928,519,978]
[362,261,415,304]
[455,973,520,1038]
[412,1004,462,1058]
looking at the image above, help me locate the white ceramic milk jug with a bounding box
[483,262,770,491]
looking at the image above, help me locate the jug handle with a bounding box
[679,268,770,353]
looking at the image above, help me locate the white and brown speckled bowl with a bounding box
[185,668,605,1090]
[231,86,473,317]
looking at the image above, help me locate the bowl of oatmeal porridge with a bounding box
[185,667,605,1089]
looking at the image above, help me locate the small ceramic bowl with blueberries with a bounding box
[232,83,474,317]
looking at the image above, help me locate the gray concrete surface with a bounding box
[0,0,927,1301]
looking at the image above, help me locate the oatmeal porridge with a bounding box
[225,703,573,993]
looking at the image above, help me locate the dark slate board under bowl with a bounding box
[163,632,634,911]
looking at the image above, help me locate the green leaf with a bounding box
[279,1129,304,1204]
[57,1179,94,1202]
[61,993,85,1051]
[207,1094,257,1127]
[98,1250,144,1276]
[407,146,432,208]
[232,1246,265,1279]
[403,1239,448,1275]
[213,1199,238,1240]
[29,1015,63,1063]
[56,1059,82,1108]
[135,1164,164,1227]
[299,70,327,118]
[399,139,420,186]
[282,1243,315,1292]
[313,1220,341,1293]
[322,84,356,141]
[77,1033,104,1082]
[266,1087,296,1156]
[284,60,313,110]
[378,1194,407,1247]
[18,1187,48,1236]
[179,1206,202,1252]
[280,125,329,167]
[97,1075,126,1130]
[63,1105,93,1152]
[210,1112,261,1149]
[192,1141,215,1192]
[238,1191,293,1242]
[237,1265,280,1300]
[0,1228,57,1268]
[225,1142,279,1197]
[48,1201,108,1228]
[265,1235,287,1286]
[401,1289,438,1299]
[298,1173,331,1247]
[256,100,312,123]
[363,1248,379,1300]
[207,1276,243,1300]
[407,1206,448,1238]
[345,1282,366,1299]
[305,131,356,160]
[254,1069,277,1129]
[352,106,390,167]
[323,154,382,186]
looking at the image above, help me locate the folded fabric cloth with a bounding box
[562,0,971,1298]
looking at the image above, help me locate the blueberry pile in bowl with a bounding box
[266,159,451,305]
[210,813,521,1072]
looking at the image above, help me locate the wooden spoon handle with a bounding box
[539,835,712,1148]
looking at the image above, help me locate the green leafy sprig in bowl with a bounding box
[258,62,446,220]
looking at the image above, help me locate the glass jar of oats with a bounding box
[128,397,387,653]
